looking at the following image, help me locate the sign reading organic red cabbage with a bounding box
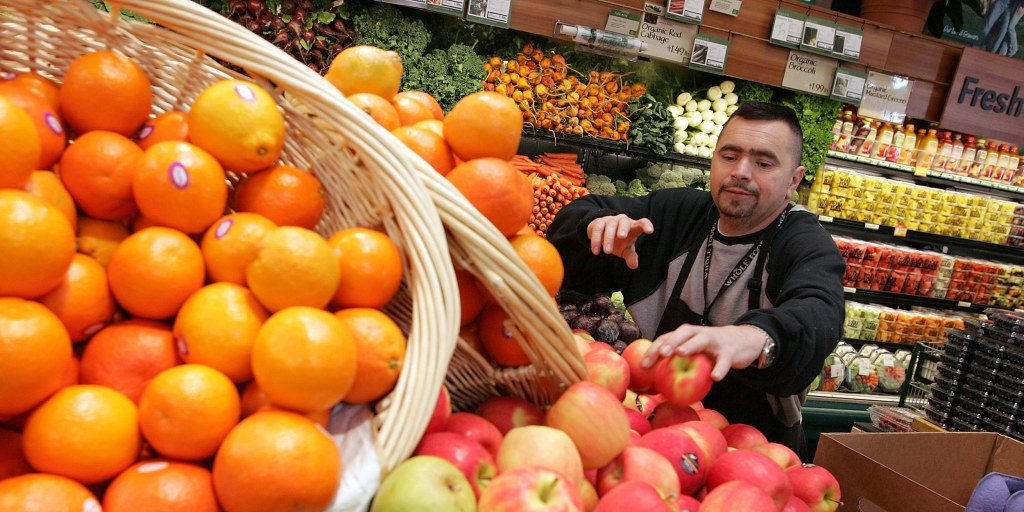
[940,47,1024,145]
[638,12,697,63]
[859,71,913,124]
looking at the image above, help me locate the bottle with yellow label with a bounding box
[898,124,917,164]
[915,129,939,171]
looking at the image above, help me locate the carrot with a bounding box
[541,153,579,161]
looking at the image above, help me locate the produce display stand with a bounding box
[0,0,465,477]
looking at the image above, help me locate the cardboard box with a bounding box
[813,432,1024,512]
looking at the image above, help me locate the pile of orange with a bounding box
[325,46,566,371]
[0,48,413,512]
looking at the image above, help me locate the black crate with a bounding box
[934,371,965,393]
[997,373,1024,391]
[925,404,953,427]
[951,416,980,432]
[982,416,1015,435]
[964,371,997,392]
[994,381,1024,403]
[959,394,989,416]
[963,318,991,336]
[987,309,1024,334]
[981,324,1024,346]
[929,383,958,404]
[986,408,1018,429]
[972,350,1005,372]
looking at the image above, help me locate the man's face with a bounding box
[709,117,804,234]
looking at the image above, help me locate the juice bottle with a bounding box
[898,124,917,164]
[954,136,976,175]
[835,112,856,153]
[830,111,849,150]
[944,133,964,173]
[969,139,989,177]
[994,144,1012,181]
[1008,146,1021,183]
[915,129,939,171]
[858,121,879,157]
[932,131,953,171]
[886,124,905,162]
[849,119,873,155]
[981,140,1000,179]
[873,123,894,160]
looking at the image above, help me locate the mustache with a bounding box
[720,180,758,196]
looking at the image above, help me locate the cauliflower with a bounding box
[719,80,736,94]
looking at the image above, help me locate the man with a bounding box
[547,101,845,457]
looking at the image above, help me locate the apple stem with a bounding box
[539,476,560,503]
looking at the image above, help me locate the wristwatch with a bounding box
[752,327,777,369]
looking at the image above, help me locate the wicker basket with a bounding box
[0,0,460,475]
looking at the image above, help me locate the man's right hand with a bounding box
[587,214,654,269]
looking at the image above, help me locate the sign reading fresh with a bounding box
[941,47,1024,144]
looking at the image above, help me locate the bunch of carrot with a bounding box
[510,153,590,237]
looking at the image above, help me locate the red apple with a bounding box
[477,466,584,512]
[627,429,641,446]
[623,407,652,436]
[414,432,496,499]
[752,442,802,470]
[637,427,707,496]
[649,402,699,429]
[721,423,768,450]
[594,480,676,512]
[786,464,841,512]
[423,384,451,437]
[584,469,597,488]
[496,425,584,490]
[477,396,544,435]
[705,449,792,510]
[580,478,599,512]
[635,393,664,416]
[674,420,728,465]
[690,401,704,410]
[575,335,594,357]
[699,480,778,512]
[596,445,680,498]
[444,412,504,459]
[782,495,814,512]
[589,341,615,352]
[584,348,630,401]
[654,353,713,407]
[677,494,702,512]
[620,339,656,393]
[697,408,729,429]
[545,381,631,470]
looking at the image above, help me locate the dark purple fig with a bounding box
[618,321,640,343]
[571,313,602,334]
[590,295,613,316]
[594,318,620,344]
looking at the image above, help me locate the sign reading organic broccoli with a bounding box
[782,49,837,97]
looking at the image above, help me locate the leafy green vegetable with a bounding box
[734,80,774,104]
[626,94,674,155]
[773,90,842,182]
[90,0,154,22]
[351,2,431,85]
[403,44,485,113]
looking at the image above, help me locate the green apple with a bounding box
[370,455,476,511]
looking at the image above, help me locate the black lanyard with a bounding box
[700,223,764,325]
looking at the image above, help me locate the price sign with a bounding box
[425,0,465,15]
[606,9,642,36]
[665,0,703,24]
[770,9,805,48]
[831,67,866,105]
[860,71,914,124]
[843,286,857,294]
[832,23,863,62]
[465,0,511,28]
[864,223,880,230]
[914,166,928,177]
[894,225,908,237]
[709,0,742,16]
[382,0,428,8]
[781,49,837,96]
[689,33,729,73]
[800,16,836,56]
[958,301,972,308]
[638,13,697,63]
[819,215,835,222]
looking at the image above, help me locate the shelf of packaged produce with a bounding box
[818,215,1024,261]
[825,151,1024,201]
[840,338,916,354]
[841,288,1014,314]
[807,390,901,405]
[519,127,712,169]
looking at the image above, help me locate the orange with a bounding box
[0,190,76,299]
[213,410,341,512]
[252,307,357,412]
[326,45,403,100]
[173,282,270,383]
[334,308,407,403]
[233,164,325,230]
[0,95,40,189]
[443,91,522,161]
[246,226,340,312]
[0,70,61,111]
[201,212,277,284]
[392,93,435,126]
[0,427,31,481]
[131,210,159,232]
[239,380,331,427]
[478,301,531,367]
[59,50,152,136]
[22,384,140,484]
[57,130,142,220]
[446,157,533,237]
[413,118,446,138]
[104,460,220,512]
[348,92,401,131]
[79,318,181,404]
[0,86,66,169]
[395,90,443,120]
[456,267,487,326]
[38,253,116,342]
[0,473,100,512]
[187,80,285,173]
[327,227,403,309]
[509,233,564,296]
[76,216,130,268]
[136,110,189,150]
[23,170,76,231]
[131,140,228,234]
[391,125,455,175]
[138,364,241,461]
[107,227,206,319]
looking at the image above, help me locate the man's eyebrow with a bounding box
[716,144,780,162]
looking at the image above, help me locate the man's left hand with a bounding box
[641,324,768,381]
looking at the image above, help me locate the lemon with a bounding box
[187,80,284,173]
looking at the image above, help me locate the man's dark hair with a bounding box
[723,101,804,168]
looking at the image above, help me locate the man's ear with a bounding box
[790,166,805,192]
